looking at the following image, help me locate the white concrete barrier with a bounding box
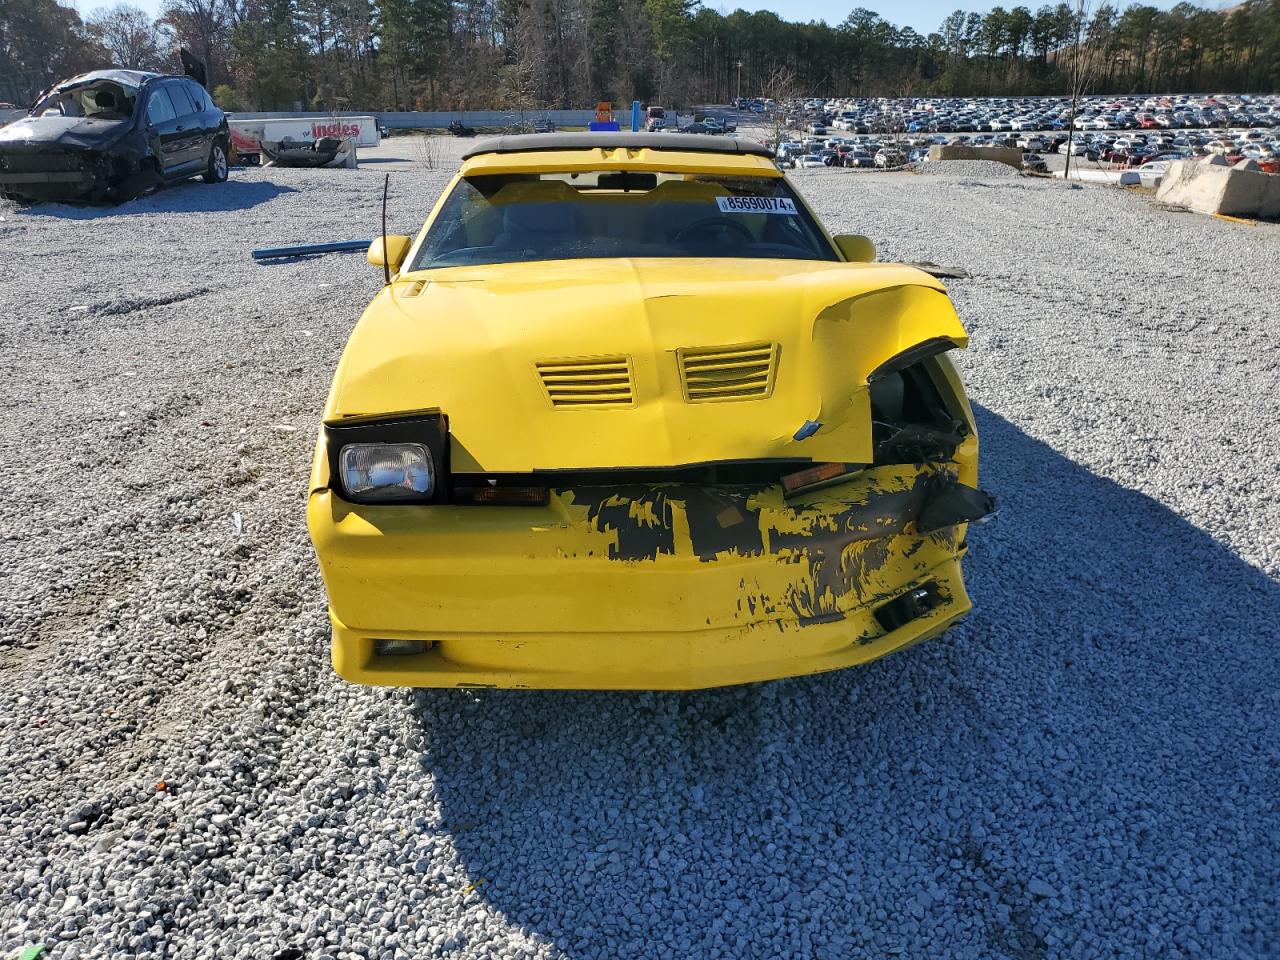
[1156,158,1280,219]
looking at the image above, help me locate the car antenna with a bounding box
[381,173,391,287]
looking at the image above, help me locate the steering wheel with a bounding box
[674,216,755,246]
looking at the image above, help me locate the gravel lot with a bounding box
[913,159,1023,178]
[1,145,1277,960]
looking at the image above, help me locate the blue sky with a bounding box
[97,0,1223,36]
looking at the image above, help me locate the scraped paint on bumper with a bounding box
[307,463,979,689]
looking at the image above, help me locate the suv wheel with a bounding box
[204,141,229,184]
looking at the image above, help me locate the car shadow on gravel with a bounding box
[412,405,1279,959]
[12,178,297,219]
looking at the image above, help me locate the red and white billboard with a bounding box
[229,116,381,155]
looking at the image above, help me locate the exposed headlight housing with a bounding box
[866,336,962,383]
[325,411,449,504]
[340,443,434,500]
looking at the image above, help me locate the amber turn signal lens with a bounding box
[781,462,853,496]
[453,486,550,506]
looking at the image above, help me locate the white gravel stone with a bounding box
[914,158,1023,178]
[0,160,1276,960]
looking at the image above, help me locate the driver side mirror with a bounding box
[833,234,876,263]
[368,235,412,272]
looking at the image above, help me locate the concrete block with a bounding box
[1156,159,1280,220]
[927,144,1023,169]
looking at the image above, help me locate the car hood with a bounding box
[0,115,131,151]
[325,257,968,473]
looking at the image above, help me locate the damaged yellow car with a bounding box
[307,133,993,690]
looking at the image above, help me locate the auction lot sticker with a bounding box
[716,196,798,215]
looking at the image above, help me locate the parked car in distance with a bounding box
[1021,152,1048,173]
[0,67,228,204]
[1136,160,1170,188]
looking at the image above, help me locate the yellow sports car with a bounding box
[307,133,993,689]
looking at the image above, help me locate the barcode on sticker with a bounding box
[716,196,798,215]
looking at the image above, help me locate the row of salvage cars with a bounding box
[307,133,996,690]
[0,65,229,204]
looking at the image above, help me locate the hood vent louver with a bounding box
[536,356,634,408]
[679,341,779,402]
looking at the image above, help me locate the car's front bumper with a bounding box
[0,144,154,202]
[307,463,985,690]
[0,148,104,201]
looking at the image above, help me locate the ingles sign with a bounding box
[228,116,382,156]
[310,120,366,140]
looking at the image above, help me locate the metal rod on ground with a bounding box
[250,240,372,261]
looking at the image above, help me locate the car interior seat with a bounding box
[494,203,578,251]
[490,181,582,251]
[641,181,728,245]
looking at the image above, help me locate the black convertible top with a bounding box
[462,132,775,160]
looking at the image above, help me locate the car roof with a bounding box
[55,70,164,90]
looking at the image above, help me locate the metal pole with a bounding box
[250,240,372,261]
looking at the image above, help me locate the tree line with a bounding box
[1,0,1277,111]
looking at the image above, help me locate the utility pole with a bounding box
[1064,0,1094,182]
[736,61,743,103]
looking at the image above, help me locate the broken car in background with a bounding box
[261,136,357,169]
[228,116,379,166]
[0,64,228,204]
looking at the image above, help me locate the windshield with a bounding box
[409,170,837,269]
[33,79,139,120]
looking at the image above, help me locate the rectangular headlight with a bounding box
[324,411,449,505]
[340,443,434,500]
